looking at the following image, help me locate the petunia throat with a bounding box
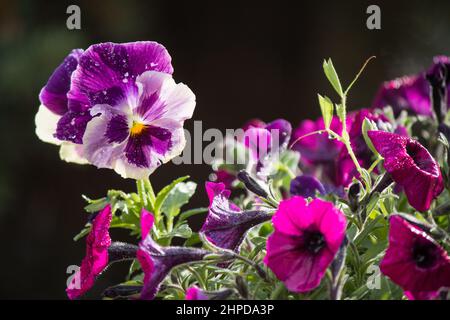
[412,241,439,269]
[303,229,326,254]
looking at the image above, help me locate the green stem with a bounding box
[367,157,382,174]
[143,178,156,207]
[136,179,148,209]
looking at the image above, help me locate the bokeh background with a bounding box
[1,0,450,299]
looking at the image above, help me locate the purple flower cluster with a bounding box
[38,43,450,300]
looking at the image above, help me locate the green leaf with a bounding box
[83,197,108,213]
[362,118,379,157]
[177,207,208,224]
[318,94,334,130]
[335,103,346,125]
[161,181,196,217]
[323,58,344,97]
[153,176,190,215]
[73,226,91,241]
[159,223,193,240]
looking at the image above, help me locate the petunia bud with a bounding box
[426,59,448,124]
[103,285,142,299]
[237,170,268,198]
[348,183,361,212]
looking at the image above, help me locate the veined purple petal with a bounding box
[55,111,93,144]
[200,182,271,251]
[68,42,173,111]
[39,49,83,116]
[136,71,196,123]
[105,114,130,144]
[368,130,443,211]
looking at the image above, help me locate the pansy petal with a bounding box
[59,142,88,164]
[136,71,196,123]
[68,42,172,112]
[35,105,62,145]
[39,49,83,115]
[83,108,128,169]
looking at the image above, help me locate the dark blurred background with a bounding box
[1,0,450,299]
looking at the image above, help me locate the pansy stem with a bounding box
[143,178,156,208]
[136,180,148,209]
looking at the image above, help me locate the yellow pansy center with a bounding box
[130,121,147,136]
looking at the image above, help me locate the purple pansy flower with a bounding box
[368,130,443,211]
[66,205,112,299]
[199,182,271,251]
[57,41,174,143]
[290,175,326,199]
[58,42,195,179]
[264,196,346,293]
[380,215,450,300]
[35,49,87,164]
[137,209,209,300]
[185,286,209,300]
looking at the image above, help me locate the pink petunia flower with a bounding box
[264,196,346,293]
[380,215,450,299]
[185,286,209,300]
[66,205,112,299]
[368,130,443,211]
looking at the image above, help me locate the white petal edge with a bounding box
[35,104,61,145]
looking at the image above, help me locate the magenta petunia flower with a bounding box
[35,49,87,164]
[66,205,112,299]
[264,196,346,293]
[372,75,432,116]
[373,55,450,117]
[137,209,209,300]
[380,215,450,299]
[185,286,209,300]
[243,119,292,166]
[242,118,266,131]
[291,116,343,166]
[368,130,443,211]
[199,182,271,251]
